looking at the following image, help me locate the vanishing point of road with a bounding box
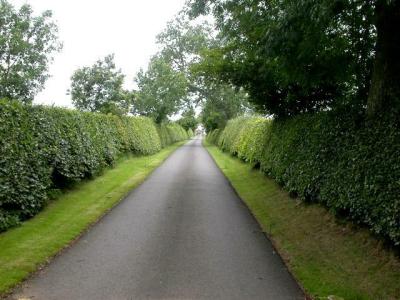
[11,138,304,300]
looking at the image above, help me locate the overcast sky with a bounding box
[11,0,187,107]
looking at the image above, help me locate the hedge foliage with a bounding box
[187,128,194,138]
[208,113,400,245]
[0,99,188,231]
[205,128,221,145]
[158,123,191,148]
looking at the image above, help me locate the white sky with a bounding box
[11,0,187,107]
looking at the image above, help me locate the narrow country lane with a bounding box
[11,138,304,300]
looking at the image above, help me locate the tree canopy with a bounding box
[155,17,215,105]
[201,83,252,133]
[156,17,213,74]
[178,106,198,132]
[69,54,131,115]
[133,55,188,123]
[0,0,61,103]
[133,17,250,127]
[188,0,399,118]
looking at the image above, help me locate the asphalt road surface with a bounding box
[11,138,304,300]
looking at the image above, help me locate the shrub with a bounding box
[206,128,222,145]
[0,99,188,231]
[211,112,400,245]
[0,101,49,219]
[0,211,20,232]
[218,116,249,154]
[235,117,271,164]
[187,128,194,137]
[158,123,189,147]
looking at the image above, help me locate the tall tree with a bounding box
[156,17,214,104]
[367,0,400,117]
[157,17,212,73]
[133,55,188,123]
[69,54,130,115]
[201,83,251,133]
[0,0,61,102]
[188,0,378,117]
[150,14,253,129]
[178,106,198,131]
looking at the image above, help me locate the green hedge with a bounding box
[158,123,190,148]
[206,128,222,145]
[208,113,400,245]
[0,100,188,231]
[187,128,194,137]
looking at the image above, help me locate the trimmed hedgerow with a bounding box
[206,128,222,145]
[215,116,271,164]
[209,112,400,245]
[0,99,188,231]
[218,116,248,154]
[0,101,49,225]
[187,128,194,138]
[158,123,189,148]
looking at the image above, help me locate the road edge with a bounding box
[202,140,312,300]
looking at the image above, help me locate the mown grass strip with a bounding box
[205,143,400,300]
[0,142,185,295]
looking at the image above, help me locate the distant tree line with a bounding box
[5,0,395,129]
[0,0,252,132]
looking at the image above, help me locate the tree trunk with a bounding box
[367,0,400,117]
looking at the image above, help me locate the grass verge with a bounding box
[205,143,400,300]
[0,142,185,296]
